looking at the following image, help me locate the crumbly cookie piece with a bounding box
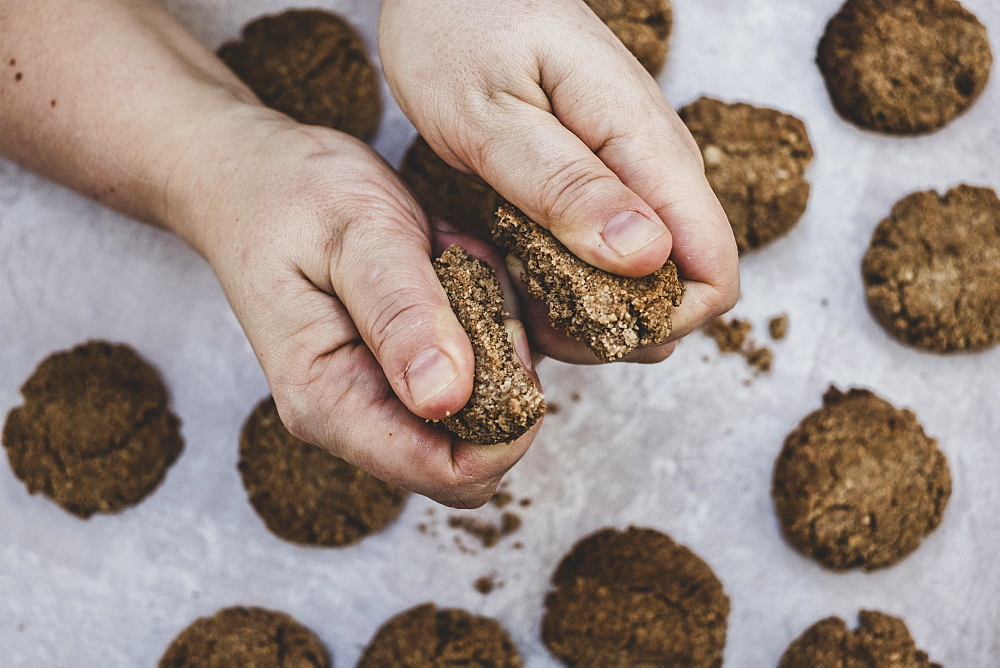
[584,0,673,75]
[679,97,814,251]
[772,387,951,571]
[2,341,183,518]
[817,0,992,134]
[218,9,380,140]
[239,397,408,547]
[359,603,521,667]
[862,185,1000,352]
[492,204,684,362]
[399,136,503,232]
[159,606,329,668]
[434,245,545,444]
[779,610,941,668]
[542,527,730,667]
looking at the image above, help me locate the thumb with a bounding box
[329,198,475,420]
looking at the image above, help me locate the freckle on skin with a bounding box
[50,99,56,107]
[8,59,15,66]
[15,72,23,82]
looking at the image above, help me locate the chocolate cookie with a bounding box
[779,610,940,668]
[542,527,729,667]
[584,0,673,75]
[817,0,992,135]
[772,387,951,571]
[399,136,503,232]
[2,341,183,518]
[862,185,1000,353]
[679,97,814,251]
[218,9,381,140]
[238,397,408,547]
[358,603,521,667]
[159,606,329,668]
[492,204,684,362]
[434,245,545,445]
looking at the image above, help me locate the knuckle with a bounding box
[538,161,617,225]
[366,291,438,363]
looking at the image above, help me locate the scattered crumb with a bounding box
[821,298,829,307]
[519,498,532,508]
[704,317,774,374]
[448,511,522,548]
[425,507,435,516]
[453,535,475,555]
[768,314,789,340]
[474,575,497,595]
[571,392,581,402]
[513,542,523,550]
[701,355,711,363]
[746,346,774,373]
[500,512,521,536]
[490,491,514,509]
[546,402,561,415]
[418,523,427,533]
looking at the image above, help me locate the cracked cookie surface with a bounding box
[542,527,729,667]
[817,0,992,134]
[779,610,941,668]
[862,185,1000,353]
[772,387,951,571]
[218,9,381,140]
[160,606,330,668]
[2,341,183,518]
[359,603,521,667]
[584,0,673,75]
[239,397,409,546]
[679,97,813,251]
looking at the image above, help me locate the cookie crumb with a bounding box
[519,498,532,508]
[500,511,521,536]
[571,392,581,402]
[546,402,562,415]
[474,575,497,595]
[704,317,774,373]
[491,490,514,508]
[769,314,789,340]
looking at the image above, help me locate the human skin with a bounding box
[0,0,737,507]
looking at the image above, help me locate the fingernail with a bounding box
[406,348,459,407]
[504,319,533,371]
[602,211,666,257]
[505,254,527,284]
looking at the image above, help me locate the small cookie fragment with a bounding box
[359,604,521,667]
[218,9,381,140]
[2,341,183,518]
[772,387,951,571]
[400,136,503,232]
[542,527,730,667]
[817,0,992,135]
[159,606,330,668]
[493,204,684,362]
[862,185,1000,352]
[679,97,814,251]
[583,0,673,75]
[769,314,789,340]
[779,610,940,668]
[434,245,544,445]
[239,397,408,547]
[703,317,774,373]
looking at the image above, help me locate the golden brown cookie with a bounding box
[358,603,521,667]
[2,341,183,518]
[817,0,992,135]
[399,136,503,233]
[159,606,329,668]
[862,185,1000,353]
[218,9,381,140]
[434,245,544,445]
[779,610,940,668]
[542,527,729,667]
[772,387,951,571]
[238,397,408,547]
[679,97,814,251]
[584,0,673,75]
[493,204,684,362]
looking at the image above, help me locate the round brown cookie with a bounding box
[584,0,673,75]
[542,527,729,667]
[358,603,521,667]
[239,397,409,547]
[817,0,992,135]
[2,341,183,518]
[772,387,951,571]
[779,610,941,668]
[159,606,330,668]
[399,135,503,232]
[679,97,814,251]
[218,9,381,140]
[862,185,1000,352]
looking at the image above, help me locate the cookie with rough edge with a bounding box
[772,387,951,571]
[584,0,673,75]
[434,245,544,445]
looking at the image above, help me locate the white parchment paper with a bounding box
[2,0,998,665]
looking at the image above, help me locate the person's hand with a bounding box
[380,0,740,363]
[171,110,540,508]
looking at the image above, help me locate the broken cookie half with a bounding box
[491,203,684,362]
[433,245,545,445]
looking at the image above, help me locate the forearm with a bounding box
[0,0,268,249]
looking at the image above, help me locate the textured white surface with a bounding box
[2,0,999,665]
